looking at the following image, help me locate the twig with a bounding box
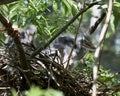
[0,87,11,90]
[99,83,120,93]
[92,0,113,96]
[30,1,100,58]
[66,5,84,70]
[35,56,90,95]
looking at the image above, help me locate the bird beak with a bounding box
[82,39,96,51]
[28,34,33,42]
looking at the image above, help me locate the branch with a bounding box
[92,0,113,96]
[35,55,91,95]
[99,83,120,93]
[30,1,100,58]
[0,13,30,70]
[0,13,31,88]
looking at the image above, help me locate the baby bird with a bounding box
[5,24,37,47]
[20,25,37,45]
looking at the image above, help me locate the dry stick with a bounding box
[0,87,11,90]
[99,83,120,93]
[66,1,87,70]
[66,11,83,70]
[0,13,31,88]
[30,1,100,59]
[37,57,90,96]
[92,0,113,96]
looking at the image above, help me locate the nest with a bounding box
[0,43,93,96]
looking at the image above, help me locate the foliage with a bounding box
[12,85,64,96]
[111,1,120,32]
[0,0,79,45]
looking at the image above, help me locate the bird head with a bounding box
[20,25,37,44]
[25,25,37,43]
[78,35,96,51]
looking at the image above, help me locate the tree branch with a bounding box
[0,13,31,88]
[92,0,113,96]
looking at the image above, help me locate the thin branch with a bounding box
[99,83,120,93]
[30,1,100,58]
[66,5,84,70]
[35,55,90,95]
[92,0,113,96]
[0,87,11,90]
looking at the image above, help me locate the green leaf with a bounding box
[45,89,64,96]
[26,85,42,96]
[62,0,71,15]
[116,0,120,2]
[25,85,64,96]
[71,4,78,16]
[114,1,120,7]
[110,2,120,32]
[110,15,115,32]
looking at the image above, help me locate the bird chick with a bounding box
[20,25,37,44]
[5,24,37,47]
